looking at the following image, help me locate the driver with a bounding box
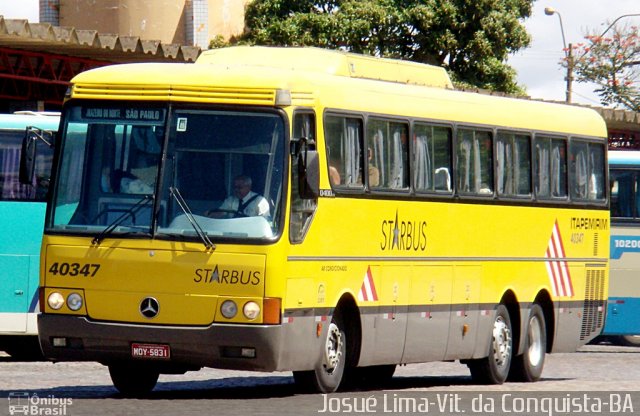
[206,175,270,218]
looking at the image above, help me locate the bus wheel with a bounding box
[619,335,640,347]
[509,304,546,382]
[468,304,512,384]
[108,363,159,397]
[293,312,347,393]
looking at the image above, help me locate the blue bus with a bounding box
[606,150,640,346]
[0,112,59,358]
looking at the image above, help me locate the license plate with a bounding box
[131,343,171,360]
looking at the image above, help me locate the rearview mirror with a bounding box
[291,137,319,199]
[20,126,54,185]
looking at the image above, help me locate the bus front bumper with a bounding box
[38,314,284,372]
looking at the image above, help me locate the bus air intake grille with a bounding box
[72,84,277,105]
[593,232,599,257]
[580,269,605,341]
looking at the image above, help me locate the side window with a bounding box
[367,118,409,190]
[610,169,637,218]
[413,123,452,193]
[589,143,606,201]
[0,129,54,201]
[496,131,531,197]
[324,115,363,189]
[290,111,317,243]
[569,140,606,201]
[534,136,567,199]
[456,128,493,195]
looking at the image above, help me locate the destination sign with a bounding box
[81,107,166,122]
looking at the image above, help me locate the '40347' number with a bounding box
[48,262,100,277]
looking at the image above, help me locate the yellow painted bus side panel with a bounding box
[289,196,608,305]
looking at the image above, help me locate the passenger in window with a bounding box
[328,152,341,186]
[206,175,270,218]
[129,126,161,190]
[102,166,153,194]
[102,127,161,195]
[120,172,154,194]
[354,148,379,187]
[329,165,341,186]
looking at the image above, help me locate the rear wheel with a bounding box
[468,304,512,384]
[509,304,546,382]
[293,312,348,393]
[109,363,159,397]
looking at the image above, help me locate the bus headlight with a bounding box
[66,293,83,311]
[243,301,261,320]
[47,292,65,310]
[220,300,238,319]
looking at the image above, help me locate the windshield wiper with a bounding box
[92,195,153,246]
[169,186,215,251]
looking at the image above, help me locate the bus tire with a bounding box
[468,304,512,384]
[293,311,347,393]
[108,363,159,397]
[619,335,640,347]
[509,303,546,382]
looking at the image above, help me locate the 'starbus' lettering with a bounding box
[380,210,427,252]
[194,266,261,285]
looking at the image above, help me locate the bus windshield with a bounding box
[49,103,286,241]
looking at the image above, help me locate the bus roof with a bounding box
[68,46,607,139]
[0,112,60,131]
[196,46,454,89]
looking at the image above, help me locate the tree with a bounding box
[221,0,533,94]
[569,24,640,110]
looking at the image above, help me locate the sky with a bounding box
[509,0,640,106]
[0,0,639,107]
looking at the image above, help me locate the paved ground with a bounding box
[1,345,638,416]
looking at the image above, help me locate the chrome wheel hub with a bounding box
[492,316,512,367]
[323,322,343,373]
[527,315,544,367]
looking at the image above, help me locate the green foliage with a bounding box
[569,24,640,110]
[209,35,228,49]
[233,0,533,93]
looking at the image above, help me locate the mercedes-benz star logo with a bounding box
[140,297,159,319]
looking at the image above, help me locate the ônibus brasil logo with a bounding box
[8,392,72,415]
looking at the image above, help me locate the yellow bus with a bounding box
[38,46,609,396]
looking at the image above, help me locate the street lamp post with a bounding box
[544,7,573,103]
[545,8,640,105]
[599,14,640,39]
